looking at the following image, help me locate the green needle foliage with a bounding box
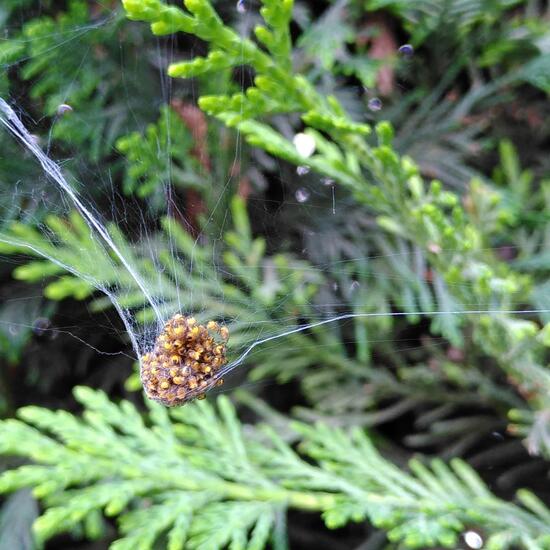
[1,387,550,550]
[116,105,200,198]
[120,0,550,439]
[0,0,160,161]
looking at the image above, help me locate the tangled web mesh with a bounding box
[1,3,549,409]
[2,97,550,404]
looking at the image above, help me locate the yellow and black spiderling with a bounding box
[140,315,228,406]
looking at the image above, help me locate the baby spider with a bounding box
[140,315,229,406]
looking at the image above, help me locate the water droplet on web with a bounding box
[33,317,52,337]
[295,188,310,203]
[56,104,73,116]
[8,325,18,336]
[491,431,504,441]
[428,242,442,254]
[322,177,335,187]
[293,132,316,158]
[236,0,246,13]
[464,531,483,549]
[398,44,414,57]
[350,280,360,293]
[296,165,310,176]
[368,97,383,112]
[332,282,339,291]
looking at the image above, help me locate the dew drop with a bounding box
[236,0,246,13]
[464,531,483,549]
[350,280,360,293]
[322,177,335,187]
[428,242,442,254]
[398,44,414,57]
[296,165,310,176]
[33,317,52,337]
[332,282,339,291]
[56,103,73,116]
[295,188,310,203]
[293,132,316,158]
[368,97,383,112]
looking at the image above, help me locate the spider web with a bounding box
[0,0,547,407]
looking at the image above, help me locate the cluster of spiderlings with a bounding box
[140,315,229,406]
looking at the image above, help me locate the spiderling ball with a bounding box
[140,314,228,406]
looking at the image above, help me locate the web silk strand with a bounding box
[0,98,163,325]
[221,308,550,374]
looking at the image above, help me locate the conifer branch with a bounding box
[1,389,549,549]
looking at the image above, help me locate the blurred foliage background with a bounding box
[1,0,550,548]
